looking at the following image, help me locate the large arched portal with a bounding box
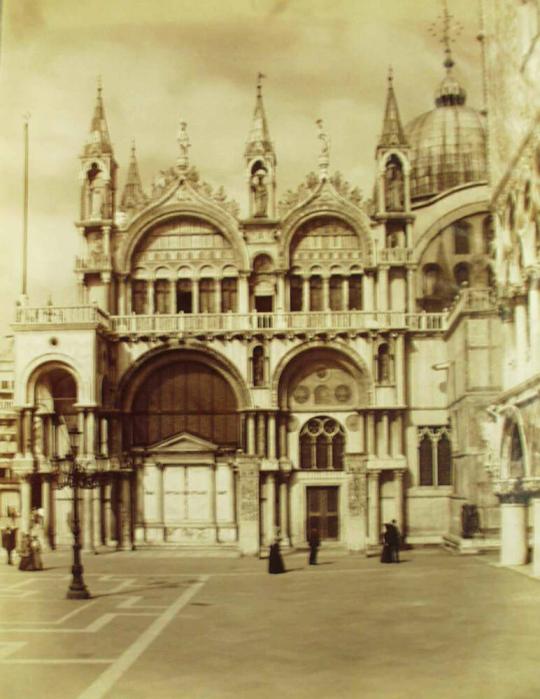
[122,352,244,547]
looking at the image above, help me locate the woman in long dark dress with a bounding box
[380,524,393,563]
[268,540,285,574]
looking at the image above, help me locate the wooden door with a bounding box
[306,486,339,540]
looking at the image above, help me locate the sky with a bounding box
[0,0,484,336]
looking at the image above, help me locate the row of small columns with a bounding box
[113,268,418,315]
[241,410,405,460]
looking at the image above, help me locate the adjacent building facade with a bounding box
[9,40,505,555]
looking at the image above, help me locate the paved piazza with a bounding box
[0,549,539,699]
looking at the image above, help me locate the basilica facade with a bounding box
[10,46,502,556]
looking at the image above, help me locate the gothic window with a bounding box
[252,346,265,387]
[199,278,215,313]
[132,280,147,315]
[376,343,392,384]
[176,279,192,313]
[299,417,345,470]
[155,279,170,314]
[482,216,494,255]
[290,275,303,311]
[221,278,237,312]
[454,221,471,254]
[454,262,470,287]
[310,276,323,311]
[349,275,362,310]
[417,427,452,486]
[329,276,343,310]
[422,264,441,296]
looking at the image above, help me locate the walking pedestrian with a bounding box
[1,526,17,565]
[308,527,320,565]
[268,538,285,574]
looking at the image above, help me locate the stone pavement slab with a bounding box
[0,549,539,699]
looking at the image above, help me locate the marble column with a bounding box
[104,482,114,545]
[378,412,389,457]
[42,478,51,548]
[378,266,389,312]
[246,413,256,455]
[322,275,330,312]
[20,478,31,533]
[147,280,155,314]
[367,470,381,546]
[24,407,34,458]
[500,502,528,566]
[362,274,374,311]
[267,413,276,459]
[264,473,276,545]
[191,278,200,314]
[83,488,93,552]
[391,413,404,456]
[342,276,350,310]
[279,476,290,544]
[100,418,109,456]
[533,498,540,577]
[276,274,285,312]
[302,277,310,312]
[366,411,376,456]
[15,408,24,458]
[214,278,222,314]
[78,410,86,456]
[406,268,415,314]
[157,464,165,526]
[257,413,266,457]
[395,334,405,404]
[118,475,132,550]
[394,469,404,533]
[86,410,96,457]
[92,487,102,550]
[169,279,177,314]
[279,415,288,458]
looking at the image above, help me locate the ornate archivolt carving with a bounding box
[278,170,369,217]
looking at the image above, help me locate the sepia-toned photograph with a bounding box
[0,0,539,697]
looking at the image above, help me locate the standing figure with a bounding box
[18,534,33,571]
[308,527,320,565]
[268,539,285,575]
[30,536,43,571]
[380,524,393,563]
[252,170,268,217]
[388,519,401,563]
[385,161,404,211]
[1,526,17,565]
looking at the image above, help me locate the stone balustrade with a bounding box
[14,305,450,335]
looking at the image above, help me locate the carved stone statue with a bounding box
[251,169,268,217]
[385,162,405,211]
[87,162,104,219]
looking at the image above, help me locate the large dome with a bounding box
[405,68,487,201]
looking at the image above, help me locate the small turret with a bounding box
[120,141,146,214]
[245,73,276,219]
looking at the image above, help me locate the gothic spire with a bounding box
[245,73,274,159]
[378,67,407,149]
[83,78,113,156]
[121,141,146,211]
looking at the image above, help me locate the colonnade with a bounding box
[116,266,418,316]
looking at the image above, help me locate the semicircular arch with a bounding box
[19,354,85,406]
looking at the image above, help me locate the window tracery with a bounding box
[417,426,452,486]
[299,417,345,470]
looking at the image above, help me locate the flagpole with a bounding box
[21,113,30,301]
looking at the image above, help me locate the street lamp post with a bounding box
[52,426,108,600]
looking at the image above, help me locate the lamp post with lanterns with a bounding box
[51,426,109,600]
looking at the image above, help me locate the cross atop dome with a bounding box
[429,0,466,107]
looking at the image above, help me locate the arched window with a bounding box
[199,278,215,313]
[299,417,345,470]
[310,276,323,311]
[422,264,441,296]
[437,434,452,485]
[176,279,192,313]
[419,433,433,486]
[329,276,343,310]
[155,279,170,314]
[349,275,362,310]
[290,275,303,311]
[454,263,470,287]
[252,346,265,387]
[132,280,147,315]
[454,221,471,254]
[377,343,392,383]
[418,427,452,486]
[221,278,237,313]
[482,216,494,255]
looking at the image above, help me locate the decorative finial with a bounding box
[429,0,463,72]
[316,118,330,181]
[97,75,103,94]
[257,72,266,95]
[176,120,191,170]
[131,139,136,156]
[388,66,393,87]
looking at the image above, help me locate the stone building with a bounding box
[480,0,540,569]
[10,44,500,555]
[0,341,18,521]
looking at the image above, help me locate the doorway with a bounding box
[306,486,339,540]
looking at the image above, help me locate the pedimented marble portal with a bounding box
[134,432,237,546]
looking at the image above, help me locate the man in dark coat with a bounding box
[268,540,285,574]
[388,519,401,563]
[2,527,17,565]
[308,527,320,565]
